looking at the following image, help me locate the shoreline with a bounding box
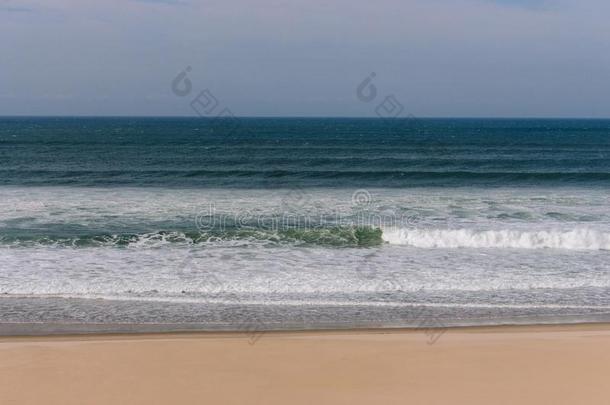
[2,322,610,404]
[3,321,610,340]
[3,315,610,337]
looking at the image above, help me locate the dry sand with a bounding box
[1,324,610,405]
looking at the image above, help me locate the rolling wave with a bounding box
[0,227,384,248]
[3,226,609,250]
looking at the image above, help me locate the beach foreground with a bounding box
[2,324,610,404]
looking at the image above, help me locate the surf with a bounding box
[382,227,610,250]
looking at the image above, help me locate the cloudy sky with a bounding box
[1,0,609,117]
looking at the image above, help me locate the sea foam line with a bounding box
[5,293,610,310]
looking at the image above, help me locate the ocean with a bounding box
[1,117,610,334]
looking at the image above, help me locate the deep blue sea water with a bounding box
[2,117,610,187]
[1,117,610,334]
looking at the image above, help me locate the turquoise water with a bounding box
[1,117,610,332]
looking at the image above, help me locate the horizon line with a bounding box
[2,115,610,120]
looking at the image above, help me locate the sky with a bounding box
[1,0,610,117]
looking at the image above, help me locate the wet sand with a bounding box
[2,324,610,405]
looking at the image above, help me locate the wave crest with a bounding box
[382,228,610,250]
[0,227,384,248]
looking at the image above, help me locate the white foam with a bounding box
[382,227,610,250]
[2,243,610,299]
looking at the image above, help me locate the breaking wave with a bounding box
[0,227,384,248]
[382,227,610,250]
[3,226,609,250]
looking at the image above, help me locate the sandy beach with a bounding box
[1,324,610,404]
